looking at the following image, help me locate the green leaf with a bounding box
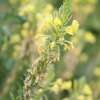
[59,0,72,23]
[46,64,55,83]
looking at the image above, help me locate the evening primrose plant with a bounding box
[0,0,99,100]
[23,0,80,99]
[7,0,96,99]
[8,0,96,99]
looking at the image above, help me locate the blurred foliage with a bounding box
[0,0,100,100]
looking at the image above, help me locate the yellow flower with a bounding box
[51,84,60,94]
[44,4,53,15]
[77,95,85,100]
[51,79,72,94]
[36,13,43,20]
[51,78,63,94]
[38,89,43,94]
[84,32,96,43]
[86,96,93,100]
[55,78,63,86]
[61,81,72,90]
[19,4,34,16]
[36,14,52,33]
[94,67,100,77]
[83,84,92,95]
[65,20,79,35]
[45,4,53,12]
[54,17,62,26]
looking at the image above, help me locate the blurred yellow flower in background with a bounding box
[51,79,72,94]
[94,67,100,77]
[61,81,72,90]
[84,32,96,43]
[77,95,85,100]
[51,84,60,94]
[43,4,53,16]
[83,84,92,95]
[19,4,34,16]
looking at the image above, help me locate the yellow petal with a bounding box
[83,84,92,95]
[72,20,79,33]
[65,20,79,35]
[54,17,62,26]
[65,26,74,35]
